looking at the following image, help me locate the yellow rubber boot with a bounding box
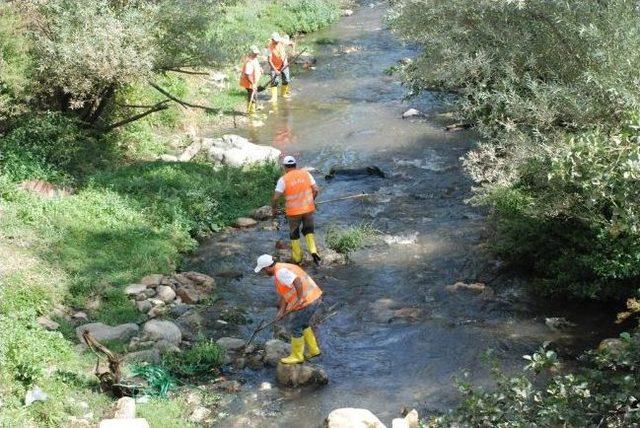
[246,101,256,115]
[291,239,303,264]
[280,336,305,364]
[281,84,291,99]
[269,86,278,103]
[305,233,321,265]
[303,327,321,358]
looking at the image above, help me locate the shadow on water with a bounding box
[185,3,621,427]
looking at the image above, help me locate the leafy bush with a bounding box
[162,339,225,378]
[0,112,115,184]
[390,0,640,298]
[266,0,340,35]
[325,223,379,255]
[428,332,640,427]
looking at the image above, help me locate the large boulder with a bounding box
[264,339,291,367]
[124,284,147,296]
[326,408,386,428]
[216,337,245,352]
[202,134,280,167]
[141,320,182,345]
[175,310,204,341]
[276,362,328,387]
[76,323,139,344]
[176,287,200,305]
[156,285,176,303]
[251,205,273,221]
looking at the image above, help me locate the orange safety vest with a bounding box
[239,58,262,89]
[268,40,286,71]
[282,169,315,216]
[274,263,322,310]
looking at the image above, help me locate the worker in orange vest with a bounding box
[254,254,322,364]
[266,32,291,103]
[272,155,321,265]
[239,45,263,115]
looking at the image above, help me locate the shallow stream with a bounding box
[186,4,618,426]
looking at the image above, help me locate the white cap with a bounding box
[249,45,260,55]
[271,32,281,42]
[254,254,274,273]
[282,155,296,166]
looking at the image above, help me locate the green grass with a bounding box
[137,397,196,428]
[325,223,379,255]
[162,339,225,379]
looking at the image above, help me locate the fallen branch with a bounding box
[150,82,229,114]
[102,101,170,131]
[164,68,209,76]
[82,330,122,393]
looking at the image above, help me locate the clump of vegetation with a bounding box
[162,340,225,379]
[130,364,175,398]
[389,0,640,299]
[325,223,379,255]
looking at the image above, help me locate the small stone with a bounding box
[182,271,215,287]
[124,284,147,296]
[142,319,182,345]
[259,382,272,391]
[250,205,273,221]
[326,408,386,428]
[114,397,136,419]
[37,316,59,331]
[276,362,328,388]
[135,293,147,301]
[98,419,150,428]
[176,287,200,305]
[25,385,49,406]
[234,217,258,228]
[597,338,625,357]
[147,306,166,318]
[233,357,246,370]
[143,289,156,298]
[140,274,163,287]
[216,337,245,352]
[342,9,354,16]
[402,108,421,119]
[76,323,139,343]
[73,311,89,321]
[156,285,176,303]
[189,407,211,424]
[445,282,487,293]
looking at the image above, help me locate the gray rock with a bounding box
[276,362,328,387]
[176,287,200,305]
[73,311,89,321]
[114,397,136,419]
[189,406,211,424]
[251,205,273,221]
[234,217,258,228]
[182,271,215,287]
[156,285,176,303]
[170,304,195,317]
[143,288,156,298]
[135,293,147,301]
[216,337,245,352]
[98,419,150,428]
[175,310,203,341]
[147,306,166,318]
[154,339,181,355]
[140,274,163,287]
[76,323,139,344]
[148,298,165,307]
[545,317,577,332]
[124,284,147,296]
[142,320,182,345]
[326,408,386,428]
[25,385,49,406]
[342,9,354,16]
[264,339,291,367]
[203,134,281,167]
[136,300,152,313]
[37,316,59,331]
[178,141,202,162]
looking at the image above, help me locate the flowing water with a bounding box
[186,4,618,426]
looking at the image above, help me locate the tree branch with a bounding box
[164,68,209,76]
[101,101,170,131]
[150,82,228,114]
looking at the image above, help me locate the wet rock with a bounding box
[154,339,181,355]
[402,108,422,119]
[392,307,423,322]
[326,408,385,428]
[136,300,152,313]
[216,380,242,393]
[597,338,625,357]
[143,288,156,298]
[37,316,59,331]
[182,271,215,288]
[545,317,577,331]
[76,323,139,343]
[171,273,195,288]
[142,319,182,345]
[114,397,136,419]
[445,282,487,293]
[140,274,163,287]
[235,217,258,228]
[216,337,245,352]
[214,267,243,279]
[342,9,354,16]
[175,310,204,341]
[156,285,176,303]
[99,419,150,428]
[189,406,211,424]
[176,287,200,305]
[124,349,161,365]
[203,134,281,167]
[276,362,328,387]
[251,205,273,221]
[247,351,265,370]
[170,304,195,317]
[264,339,291,367]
